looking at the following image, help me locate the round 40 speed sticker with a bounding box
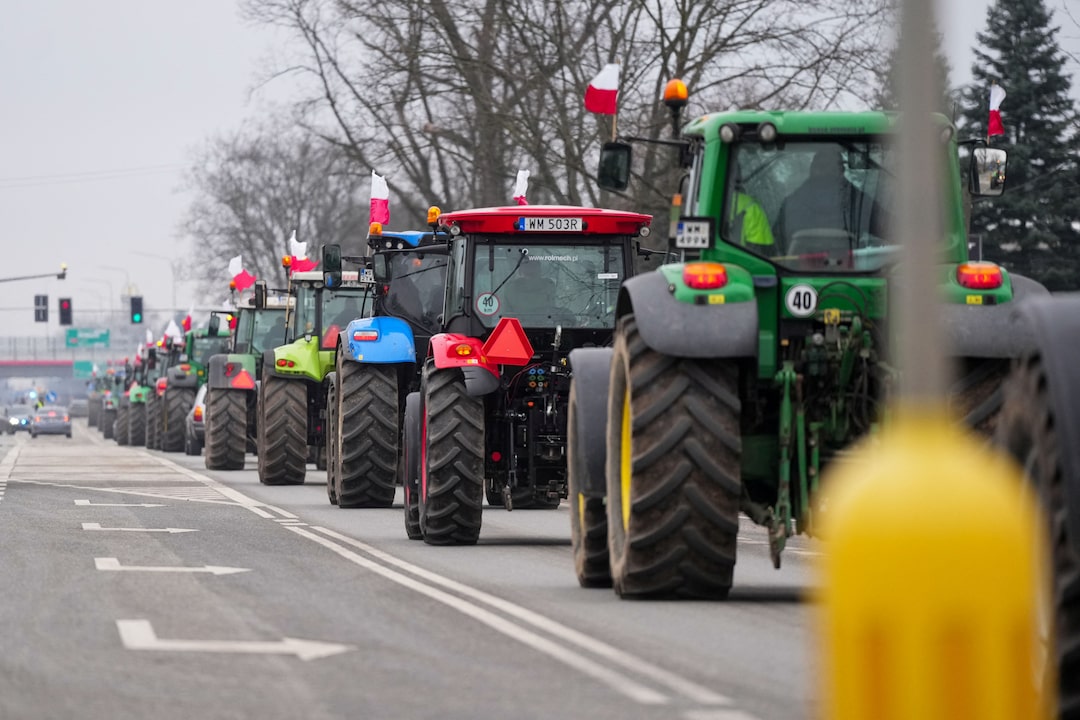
[785,284,818,317]
[476,292,501,316]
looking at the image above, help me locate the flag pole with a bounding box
[612,113,617,142]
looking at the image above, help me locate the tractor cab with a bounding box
[367,220,450,347]
[437,205,651,356]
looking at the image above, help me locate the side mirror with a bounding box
[323,244,343,288]
[970,147,1007,197]
[372,254,390,285]
[597,141,632,192]
[208,314,221,336]
[254,281,267,310]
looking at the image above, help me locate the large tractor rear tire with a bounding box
[568,371,612,588]
[419,362,484,545]
[258,374,307,485]
[146,396,161,450]
[128,403,146,446]
[161,388,194,453]
[204,388,247,470]
[325,374,339,505]
[336,359,399,508]
[606,316,742,599]
[995,353,1080,719]
[402,392,421,539]
[949,357,1010,435]
[101,409,116,440]
[115,406,130,446]
[88,400,99,428]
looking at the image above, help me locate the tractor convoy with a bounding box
[76,76,1073,715]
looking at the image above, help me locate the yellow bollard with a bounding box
[817,407,1051,720]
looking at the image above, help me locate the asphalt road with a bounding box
[0,420,821,720]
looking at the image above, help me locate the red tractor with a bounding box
[399,205,652,544]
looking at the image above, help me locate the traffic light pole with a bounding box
[0,264,67,284]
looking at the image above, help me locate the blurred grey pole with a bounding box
[895,0,947,402]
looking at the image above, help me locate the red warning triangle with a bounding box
[482,317,534,366]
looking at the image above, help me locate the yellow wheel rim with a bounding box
[577,493,586,531]
[620,387,632,532]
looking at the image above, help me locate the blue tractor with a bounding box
[325,220,449,510]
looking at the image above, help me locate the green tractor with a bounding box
[203,283,291,470]
[144,338,182,451]
[567,87,1046,597]
[257,262,376,485]
[157,322,232,453]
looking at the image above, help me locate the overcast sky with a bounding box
[0,0,1077,342]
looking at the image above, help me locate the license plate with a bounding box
[520,217,582,232]
[675,219,711,249]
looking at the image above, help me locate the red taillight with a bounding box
[491,451,502,462]
[353,330,379,342]
[156,379,167,389]
[275,359,296,368]
[225,363,235,376]
[956,262,1003,290]
[47,411,56,417]
[682,262,728,290]
[34,416,41,422]
[64,416,69,422]
[193,406,203,421]
[179,364,191,372]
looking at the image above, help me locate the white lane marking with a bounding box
[287,525,668,705]
[95,557,250,575]
[81,522,196,534]
[143,454,276,518]
[684,710,763,720]
[312,526,731,706]
[76,499,165,508]
[116,619,352,661]
[11,478,245,508]
[0,445,19,477]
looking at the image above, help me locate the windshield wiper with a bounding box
[489,249,528,296]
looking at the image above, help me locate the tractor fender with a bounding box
[942,273,1049,358]
[209,353,257,391]
[1018,292,1080,553]
[166,365,198,389]
[339,316,416,364]
[567,347,613,497]
[428,333,500,396]
[615,271,758,358]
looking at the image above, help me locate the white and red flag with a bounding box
[584,64,620,115]
[988,83,1006,137]
[370,171,390,225]
[165,319,183,341]
[182,304,194,332]
[512,169,529,205]
[228,255,257,292]
[288,231,318,273]
[145,329,153,346]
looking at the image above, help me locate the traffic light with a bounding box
[58,298,72,326]
[130,296,143,324]
[34,294,48,323]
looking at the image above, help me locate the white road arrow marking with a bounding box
[76,499,165,507]
[115,620,353,661]
[94,558,250,576]
[81,522,196,534]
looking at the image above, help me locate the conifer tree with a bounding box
[959,0,1080,290]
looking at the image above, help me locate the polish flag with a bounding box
[165,319,183,341]
[988,83,1006,137]
[228,255,257,292]
[512,169,529,205]
[182,304,194,332]
[287,231,319,273]
[370,171,390,225]
[585,64,620,115]
[145,329,153,346]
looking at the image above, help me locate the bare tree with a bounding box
[246,0,890,220]
[178,117,367,295]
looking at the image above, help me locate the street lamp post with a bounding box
[97,265,134,298]
[129,251,178,310]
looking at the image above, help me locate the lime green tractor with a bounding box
[158,322,232,453]
[123,346,154,447]
[257,264,375,485]
[203,284,291,470]
[567,88,1047,597]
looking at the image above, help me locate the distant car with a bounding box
[31,406,72,439]
[68,398,89,418]
[5,406,32,435]
[184,384,207,456]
